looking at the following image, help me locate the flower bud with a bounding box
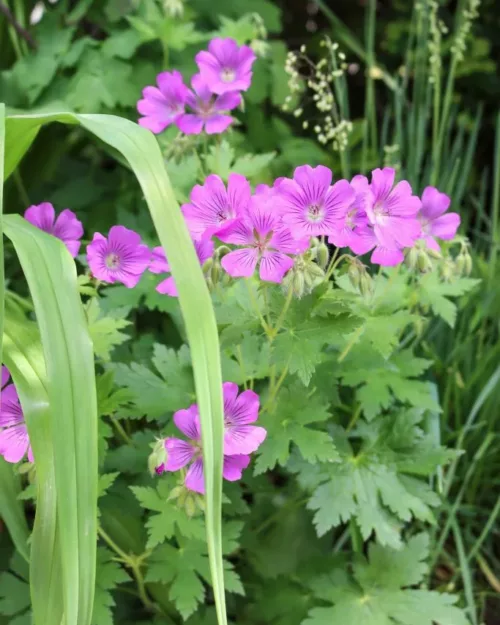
[317,242,330,270]
[148,439,167,477]
[359,273,372,297]
[439,258,454,282]
[455,253,466,276]
[463,252,472,276]
[348,263,361,289]
[168,481,204,518]
[211,258,221,285]
[417,250,432,273]
[202,257,213,277]
[427,247,442,260]
[405,246,418,271]
[292,270,306,298]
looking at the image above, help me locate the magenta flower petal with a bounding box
[137,70,188,134]
[185,457,205,494]
[420,186,450,219]
[173,405,201,441]
[195,37,256,95]
[278,165,354,237]
[24,203,83,258]
[221,248,259,278]
[0,385,24,427]
[86,225,151,288]
[224,425,267,455]
[176,114,205,135]
[149,247,170,274]
[222,384,266,455]
[371,245,405,266]
[259,251,294,282]
[0,424,31,464]
[205,115,234,134]
[428,213,461,240]
[1,366,10,388]
[156,277,178,296]
[418,186,460,249]
[164,438,196,471]
[223,454,250,481]
[182,173,250,240]
[24,202,55,231]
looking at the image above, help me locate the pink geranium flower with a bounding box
[86,226,151,288]
[176,74,241,135]
[0,368,33,464]
[157,383,266,493]
[219,195,309,283]
[158,408,248,494]
[328,174,370,253]
[277,165,355,237]
[24,202,83,258]
[352,168,422,266]
[195,37,256,95]
[418,186,460,251]
[182,173,251,240]
[149,238,214,296]
[221,382,267,455]
[137,70,188,134]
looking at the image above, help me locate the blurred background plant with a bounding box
[0,0,499,624]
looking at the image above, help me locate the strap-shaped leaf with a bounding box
[3,216,98,625]
[3,112,227,625]
[3,310,64,625]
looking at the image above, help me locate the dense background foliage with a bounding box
[0,1,499,625]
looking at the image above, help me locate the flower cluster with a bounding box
[0,366,33,464]
[137,38,256,136]
[156,383,266,493]
[21,164,460,296]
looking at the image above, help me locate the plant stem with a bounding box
[98,527,157,614]
[488,111,500,279]
[349,519,363,553]
[268,287,294,341]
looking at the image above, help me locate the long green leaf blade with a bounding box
[0,458,30,562]
[3,215,98,625]
[3,310,64,625]
[4,111,227,625]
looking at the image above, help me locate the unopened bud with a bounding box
[439,258,454,282]
[405,247,418,271]
[359,273,372,296]
[417,250,432,273]
[292,271,306,298]
[348,263,361,289]
[463,253,472,275]
[202,257,213,277]
[455,253,466,276]
[168,480,204,517]
[210,258,221,285]
[148,439,167,477]
[427,247,442,260]
[317,242,330,270]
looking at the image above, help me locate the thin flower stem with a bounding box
[109,414,133,445]
[337,324,364,363]
[346,404,362,432]
[98,527,158,614]
[325,252,352,281]
[236,345,248,390]
[268,287,294,341]
[263,357,291,414]
[244,279,271,335]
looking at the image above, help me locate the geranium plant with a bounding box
[0,26,480,625]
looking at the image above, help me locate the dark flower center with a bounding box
[221,67,236,83]
[307,203,324,222]
[105,253,121,269]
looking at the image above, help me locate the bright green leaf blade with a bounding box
[5,111,227,625]
[0,458,30,562]
[3,215,98,625]
[3,311,64,625]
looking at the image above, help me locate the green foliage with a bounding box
[91,548,130,625]
[86,298,131,361]
[304,535,469,625]
[255,384,339,474]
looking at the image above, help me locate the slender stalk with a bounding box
[488,111,500,278]
[349,519,363,553]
